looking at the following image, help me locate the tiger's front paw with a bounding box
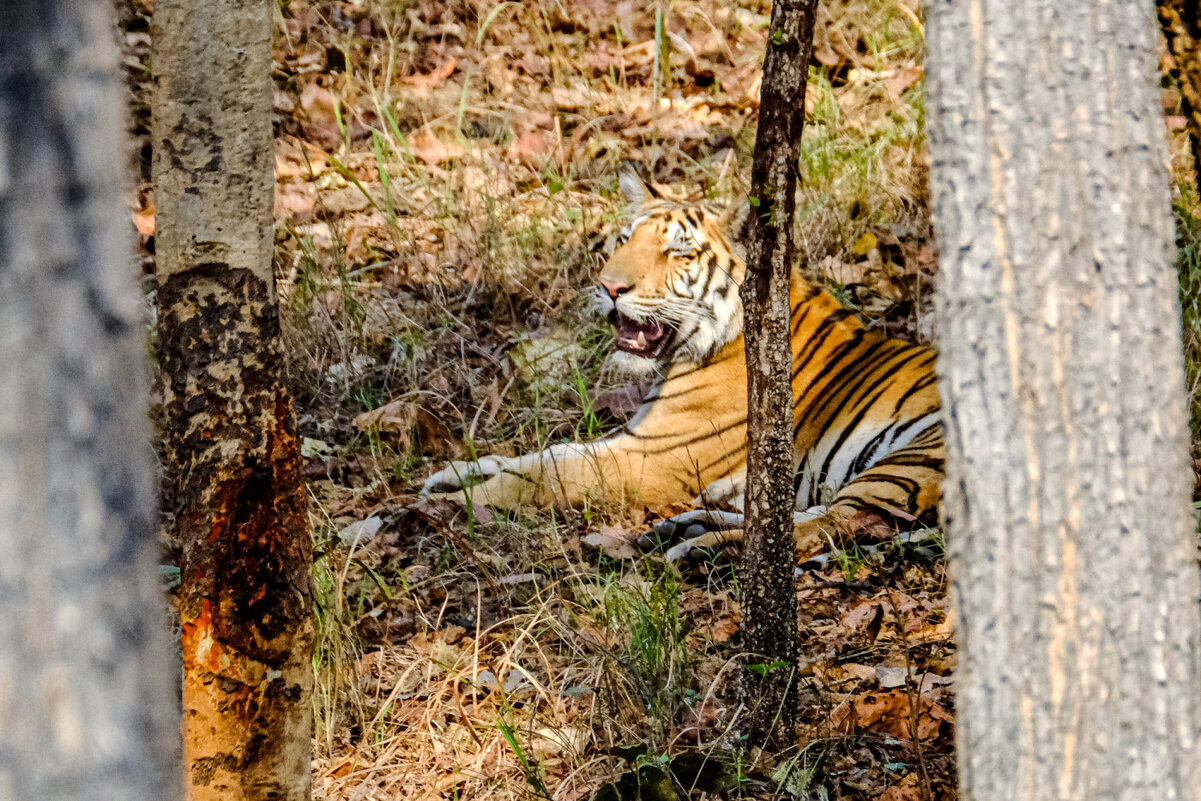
[635,509,747,564]
[421,458,504,495]
[635,509,745,552]
[421,456,538,508]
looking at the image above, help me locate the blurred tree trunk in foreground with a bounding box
[928,1,1201,799]
[738,0,818,748]
[152,0,314,798]
[0,1,176,798]
[1160,0,1201,195]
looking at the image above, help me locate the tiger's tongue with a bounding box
[617,316,663,341]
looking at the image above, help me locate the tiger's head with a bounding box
[598,165,748,380]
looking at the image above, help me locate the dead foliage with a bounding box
[116,0,943,797]
[116,0,1201,798]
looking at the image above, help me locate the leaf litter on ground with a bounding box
[120,0,953,797]
[119,0,1199,797]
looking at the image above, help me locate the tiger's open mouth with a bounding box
[613,312,675,358]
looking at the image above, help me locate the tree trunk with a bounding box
[927,1,1201,799]
[151,1,314,799]
[0,1,176,798]
[738,0,819,748]
[1160,0,1201,197]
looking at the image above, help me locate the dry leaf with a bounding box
[677,695,722,740]
[880,773,925,801]
[481,52,517,95]
[818,255,869,285]
[404,57,456,99]
[324,754,358,780]
[841,600,884,636]
[409,625,467,657]
[408,129,466,165]
[473,666,535,693]
[275,135,329,178]
[550,86,593,111]
[838,663,879,683]
[706,611,739,644]
[581,525,640,560]
[829,688,951,741]
[906,616,954,644]
[275,184,316,222]
[354,399,459,457]
[513,55,549,76]
[299,82,339,124]
[885,65,924,99]
[718,60,761,103]
[338,515,384,547]
[409,496,494,527]
[318,185,372,218]
[132,205,155,236]
[507,128,557,168]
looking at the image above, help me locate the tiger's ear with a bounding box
[618,162,662,209]
[720,199,753,243]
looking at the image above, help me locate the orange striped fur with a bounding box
[423,168,943,561]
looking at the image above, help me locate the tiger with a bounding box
[422,164,944,563]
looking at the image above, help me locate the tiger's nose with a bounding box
[600,279,630,301]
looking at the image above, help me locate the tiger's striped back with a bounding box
[608,269,942,528]
[785,281,941,521]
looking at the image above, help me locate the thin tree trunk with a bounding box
[738,0,819,748]
[1160,0,1201,197]
[927,1,1201,798]
[151,1,314,799]
[0,1,176,798]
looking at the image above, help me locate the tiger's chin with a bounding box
[604,349,667,383]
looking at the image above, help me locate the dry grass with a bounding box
[258,0,933,464]
[117,0,1201,798]
[309,509,762,800]
[1164,65,1201,470]
[116,1,968,798]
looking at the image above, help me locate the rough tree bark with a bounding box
[152,1,314,799]
[1159,0,1201,196]
[738,0,819,747]
[0,1,176,798]
[927,1,1201,799]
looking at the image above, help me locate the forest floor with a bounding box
[120,1,1200,799]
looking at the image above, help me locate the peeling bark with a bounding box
[927,0,1201,798]
[738,0,819,748]
[152,1,314,798]
[0,1,175,798]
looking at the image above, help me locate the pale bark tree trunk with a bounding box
[927,1,1201,799]
[0,1,176,798]
[1159,0,1201,196]
[151,1,314,799]
[738,0,818,748]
